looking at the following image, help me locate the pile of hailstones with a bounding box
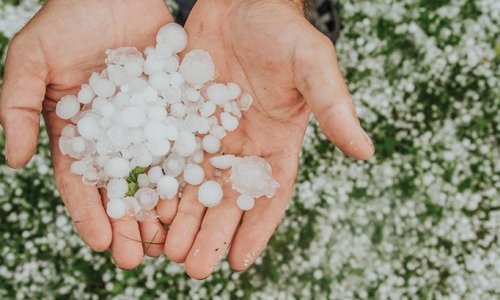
[56,23,279,221]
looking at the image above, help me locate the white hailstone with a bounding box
[168,72,185,87]
[185,88,201,102]
[164,56,180,73]
[149,71,170,92]
[231,156,280,198]
[136,152,153,168]
[107,198,127,219]
[144,52,167,75]
[135,188,159,211]
[104,157,130,178]
[199,101,216,117]
[129,128,146,144]
[120,106,146,128]
[89,72,100,89]
[173,130,197,157]
[70,160,88,175]
[236,194,255,211]
[114,92,130,106]
[128,77,148,94]
[156,23,188,53]
[107,65,128,86]
[189,149,204,164]
[56,95,80,120]
[156,175,179,200]
[137,174,150,188]
[183,114,204,133]
[107,126,131,149]
[97,99,115,117]
[202,135,221,154]
[105,47,143,65]
[129,93,144,105]
[209,155,235,169]
[197,117,211,134]
[78,84,95,104]
[162,155,185,177]
[223,102,232,113]
[123,196,142,215]
[198,180,223,207]
[124,59,144,77]
[210,125,227,139]
[144,121,168,142]
[155,42,174,58]
[183,163,205,185]
[147,166,163,184]
[77,117,100,140]
[147,107,167,121]
[220,112,239,132]
[238,93,253,111]
[142,86,159,102]
[61,124,76,138]
[70,137,86,153]
[227,82,241,99]
[171,103,187,118]
[162,86,183,103]
[93,78,116,98]
[99,117,112,129]
[107,178,129,199]
[164,125,179,141]
[179,50,215,86]
[207,83,230,106]
[231,101,242,119]
[147,140,171,156]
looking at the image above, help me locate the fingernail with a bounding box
[362,130,375,152]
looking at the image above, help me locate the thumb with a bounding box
[0,34,47,168]
[294,27,374,160]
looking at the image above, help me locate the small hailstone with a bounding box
[147,166,164,184]
[179,49,215,86]
[227,82,241,99]
[198,180,223,207]
[162,86,183,103]
[210,125,227,139]
[200,101,216,117]
[107,178,129,199]
[236,194,255,211]
[61,124,76,138]
[171,103,187,117]
[56,95,80,120]
[150,71,170,92]
[123,196,142,215]
[183,163,205,185]
[144,52,167,75]
[144,121,168,142]
[168,72,185,87]
[185,88,201,102]
[78,84,95,104]
[93,78,116,98]
[156,175,179,200]
[164,125,179,141]
[230,156,280,198]
[155,42,174,58]
[173,130,197,157]
[156,23,188,53]
[135,188,159,211]
[129,128,146,144]
[70,137,86,153]
[142,86,159,102]
[107,199,127,219]
[107,65,128,86]
[163,155,185,177]
[147,140,171,156]
[137,174,150,188]
[147,107,167,121]
[231,102,242,119]
[104,157,130,178]
[223,102,232,113]
[124,59,144,77]
[120,107,147,128]
[77,117,100,140]
[238,93,253,111]
[70,160,88,175]
[202,135,221,154]
[207,83,230,106]
[220,112,239,132]
[136,152,153,168]
[164,56,180,73]
[209,155,235,169]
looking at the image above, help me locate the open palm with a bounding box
[0,0,173,269]
[160,0,375,279]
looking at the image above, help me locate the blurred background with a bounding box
[0,0,499,299]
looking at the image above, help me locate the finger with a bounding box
[228,156,297,271]
[164,185,206,263]
[44,111,112,252]
[0,35,48,168]
[184,176,242,279]
[156,196,179,225]
[294,27,375,160]
[139,215,167,257]
[100,189,144,269]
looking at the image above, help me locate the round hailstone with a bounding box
[156,23,188,53]
[61,124,76,138]
[171,103,187,117]
[93,78,116,98]
[163,155,185,177]
[70,137,86,153]
[137,174,150,188]
[144,52,167,75]
[173,130,197,157]
[183,163,205,185]
[164,56,180,73]
[198,180,223,207]
[209,155,235,169]
[236,194,255,211]
[98,100,115,117]
[162,86,183,103]
[207,83,230,106]
[155,42,174,58]
[185,88,201,102]
[168,72,185,87]
[123,196,142,215]
[70,160,88,175]
[107,65,128,86]
[144,121,168,142]
[220,112,239,132]
[147,140,171,156]
[164,125,179,141]
[179,50,215,86]
[107,198,127,219]
[77,117,100,140]
[135,188,159,211]
[143,86,159,102]
[77,84,95,104]
[238,93,253,111]
[199,101,216,117]
[120,106,146,128]
[147,166,163,184]
[202,135,221,154]
[227,82,241,99]
[230,156,280,198]
[156,175,179,200]
[189,149,204,164]
[148,107,167,121]
[136,152,153,168]
[56,95,80,120]
[150,71,170,92]
[210,125,227,139]
[124,59,144,77]
[107,178,129,199]
[104,157,130,178]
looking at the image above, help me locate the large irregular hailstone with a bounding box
[56,22,279,221]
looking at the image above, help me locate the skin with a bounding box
[160,0,374,279]
[0,0,375,278]
[0,0,173,269]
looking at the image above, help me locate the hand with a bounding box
[0,0,173,269]
[160,0,375,279]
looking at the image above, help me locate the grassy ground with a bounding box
[0,0,498,299]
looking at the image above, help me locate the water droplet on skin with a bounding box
[193,248,200,257]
